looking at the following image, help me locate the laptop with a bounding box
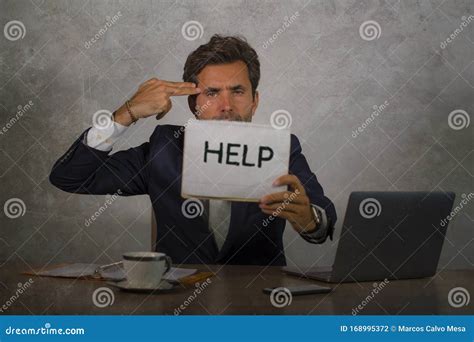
[283,191,456,283]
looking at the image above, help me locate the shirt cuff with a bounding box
[85,120,128,151]
[299,204,330,243]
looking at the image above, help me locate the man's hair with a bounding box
[183,34,260,97]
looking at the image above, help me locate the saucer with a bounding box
[107,279,175,293]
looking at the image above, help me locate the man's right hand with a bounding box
[113,78,201,126]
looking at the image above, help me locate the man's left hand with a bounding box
[259,174,317,234]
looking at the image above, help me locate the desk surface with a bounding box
[1,262,472,315]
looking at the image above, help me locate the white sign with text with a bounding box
[181,120,290,202]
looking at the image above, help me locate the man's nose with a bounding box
[219,92,233,112]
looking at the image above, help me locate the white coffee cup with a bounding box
[122,252,172,288]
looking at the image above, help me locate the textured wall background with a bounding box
[0,0,472,272]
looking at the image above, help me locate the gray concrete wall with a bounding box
[1,0,472,270]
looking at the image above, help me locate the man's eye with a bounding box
[206,91,217,97]
[234,90,244,95]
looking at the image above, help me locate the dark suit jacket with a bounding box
[49,125,337,266]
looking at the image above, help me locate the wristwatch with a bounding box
[308,204,327,234]
[311,205,322,228]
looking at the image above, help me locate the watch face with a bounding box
[312,206,321,224]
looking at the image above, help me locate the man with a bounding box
[49,34,337,266]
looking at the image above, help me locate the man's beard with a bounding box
[212,111,251,122]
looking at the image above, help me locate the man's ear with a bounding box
[188,95,197,116]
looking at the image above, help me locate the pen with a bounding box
[93,261,123,278]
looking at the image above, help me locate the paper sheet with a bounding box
[182,120,290,201]
[29,263,197,282]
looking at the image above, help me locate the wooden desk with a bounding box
[0,262,472,315]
